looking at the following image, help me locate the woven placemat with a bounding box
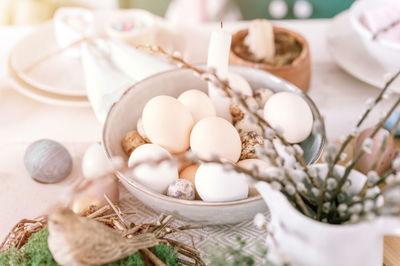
[118,186,268,262]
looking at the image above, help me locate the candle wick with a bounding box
[220,21,223,29]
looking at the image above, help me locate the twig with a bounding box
[177,258,198,266]
[141,248,167,266]
[373,19,400,40]
[317,71,400,220]
[354,113,400,199]
[104,194,129,229]
[86,205,111,219]
[178,249,206,266]
[373,168,397,187]
[123,224,144,237]
[153,215,174,238]
[169,227,197,248]
[330,95,400,201]
[164,238,201,257]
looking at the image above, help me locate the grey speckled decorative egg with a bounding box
[24,139,72,183]
[167,179,195,200]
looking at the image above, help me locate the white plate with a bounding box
[327,11,400,90]
[7,57,90,108]
[9,22,87,96]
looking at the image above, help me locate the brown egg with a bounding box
[71,195,102,215]
[354,127,395,175]
[71,177,119,214]
[179,164,200,199]
[174,150,192,171]
[237,159,270,197]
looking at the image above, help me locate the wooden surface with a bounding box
[384,236,400,266]
[339,137,400,266]
[383,138,400,265]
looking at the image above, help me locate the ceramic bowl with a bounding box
[229,27,311,93]
[103,66,325,225]
[349,0,400,68]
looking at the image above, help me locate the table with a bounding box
[1,19,391,144]
[0,18,398,264]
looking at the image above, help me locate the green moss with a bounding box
[151,242,178,266]
[22,228,59,266]
[0,247,26,266]
[105,243,179,266]
[0,229,58,266]
[0,229,179,266]
[103,252,145,266]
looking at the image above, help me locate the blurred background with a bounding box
[0,0,355,26]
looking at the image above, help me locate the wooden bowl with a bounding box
[230,27,311,92]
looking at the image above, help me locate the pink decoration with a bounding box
[361,1,400,42]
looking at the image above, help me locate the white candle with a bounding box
[207,29,231,78]
[244,19,275,62]
[207,27,232,122]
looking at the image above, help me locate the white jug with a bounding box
[256,164,400,266]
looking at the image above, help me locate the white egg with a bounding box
[142,95,194,154]
[177,89,216,123]
[227,72,253,96]
[82,143,111,179]
[264,92,313,143]
[128,144,178,194]
[195,163,248,202]
[190,117,241,162]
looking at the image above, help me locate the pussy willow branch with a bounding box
[316,70,400,220]
[351,114,400,200]
[326,70,400,176]
[330,95,400,202]
[373,168,397,188]
[284,172,313,217]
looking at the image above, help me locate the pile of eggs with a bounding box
[122,73,314,202]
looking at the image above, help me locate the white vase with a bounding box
[256,164,400,266]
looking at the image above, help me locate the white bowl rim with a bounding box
[349,0,400,51]
[102,66,326,208]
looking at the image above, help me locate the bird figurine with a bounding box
[47,208,159,266]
